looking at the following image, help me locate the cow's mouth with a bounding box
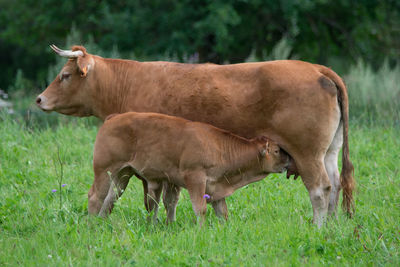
[56,106,91,117]
[56,107,78,115]
[36,104,54,113]
[38,106,53,112]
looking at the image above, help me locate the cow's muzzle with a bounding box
[36,95,43,105]
[36,95,51,111]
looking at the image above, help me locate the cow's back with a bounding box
[128,60,339,155]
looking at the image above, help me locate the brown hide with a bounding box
[37,46,355,219]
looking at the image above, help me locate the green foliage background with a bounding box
[0,0,399,90]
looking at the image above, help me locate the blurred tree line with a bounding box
[0,0,399,91]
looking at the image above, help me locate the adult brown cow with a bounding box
[36,45,354,227]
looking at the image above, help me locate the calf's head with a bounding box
[256,136,289,173]
[36,45,95,117]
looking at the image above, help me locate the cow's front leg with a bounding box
[184,170,207,226]
[162,181,181,223]
[212,198,228,220]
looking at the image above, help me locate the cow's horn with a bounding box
[50,44,84,58]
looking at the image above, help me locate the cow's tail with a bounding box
[319,66,355,217]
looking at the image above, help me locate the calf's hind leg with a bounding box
[137,174,164,223]
[145,180,163,223]
[163,182,181,223]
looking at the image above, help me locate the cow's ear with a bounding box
[77,55,95,77]
[70,46,94,77]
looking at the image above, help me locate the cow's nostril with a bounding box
[36,96,42,105]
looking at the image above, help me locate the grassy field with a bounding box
[0,113,399,266]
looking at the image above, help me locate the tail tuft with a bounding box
[341,154,355,217]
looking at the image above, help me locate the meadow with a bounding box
[0,112,399,266]
[1,54,400,266]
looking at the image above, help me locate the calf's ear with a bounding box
[259,141,269,157]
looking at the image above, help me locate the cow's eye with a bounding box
[61,73,71,81]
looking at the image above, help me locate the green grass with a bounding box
[0,113,399,266]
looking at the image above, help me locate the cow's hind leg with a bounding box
[298,158,332,227]
[325,122,343,217]
[163,182,181,223]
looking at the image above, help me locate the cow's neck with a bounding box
[90,57,143,120]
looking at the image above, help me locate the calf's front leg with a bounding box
[88,167,131,217]
[88,170,111,216]
[212,198,228,220]
[184,170,207,225]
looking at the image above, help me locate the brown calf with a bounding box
[89,112,289,223]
